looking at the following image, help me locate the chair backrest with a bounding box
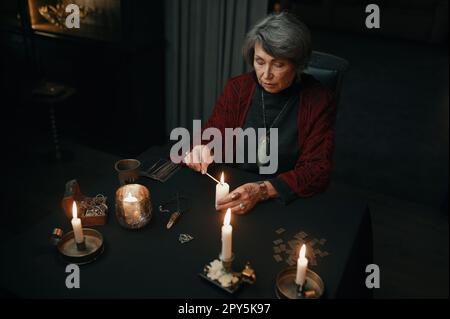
[303,51,349,106]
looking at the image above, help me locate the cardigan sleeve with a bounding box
[276,88,337,200]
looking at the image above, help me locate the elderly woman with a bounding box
[184,12,336,214]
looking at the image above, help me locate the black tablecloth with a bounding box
[0,146,372,298]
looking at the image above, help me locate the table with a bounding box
[0,146,372,298]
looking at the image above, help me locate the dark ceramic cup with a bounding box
[114,159,141,185]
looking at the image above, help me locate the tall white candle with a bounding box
[71,201,84,244]
[221,208,233,261]
[295,244,308,286]
[215,172,229,209]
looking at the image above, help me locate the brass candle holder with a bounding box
[220,253,235,273]
[275,266,325,299]
[115,184,152,229]
[51,228,104,265]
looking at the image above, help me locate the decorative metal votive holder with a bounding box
[115,184,152,229]
[275,266,325,299]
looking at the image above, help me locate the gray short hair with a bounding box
[243,12,312,75]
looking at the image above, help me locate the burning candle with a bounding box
[215,172,229,209]
[71,201,84,244]
[295,244,308,286]
[123,191,139,224]
[221,208,233,261]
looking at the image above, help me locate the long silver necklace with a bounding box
[257,90,294,166]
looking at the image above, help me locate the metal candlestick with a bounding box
[220,253,235,273]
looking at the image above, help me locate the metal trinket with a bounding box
[178,233,194,244]
[50,228,64,246]
[167,211,181,229]
[241,262,257,284]
[166,192,181,229]
[159,193,189,229]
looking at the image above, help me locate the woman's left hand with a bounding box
[216,183,262,214]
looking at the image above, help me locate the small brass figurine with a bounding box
[241,262,256,284]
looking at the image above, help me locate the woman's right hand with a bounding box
[183,145,213,174]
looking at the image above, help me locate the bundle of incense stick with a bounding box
[142,158,180,182]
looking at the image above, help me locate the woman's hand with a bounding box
[183,145,213,174]
[216,183,262,214]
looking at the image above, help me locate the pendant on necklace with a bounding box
[257,134,270,166]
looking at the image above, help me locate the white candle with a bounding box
[215,172,229,209]
[295,244,308,286]
[123,191,139,224]
[221,208,233,261]
[71,201,84,244]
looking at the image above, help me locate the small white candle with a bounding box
[71,201,84,244]
[123,191,139,224]
[215,172,229,209]
[221,208,233,261]
[295,244,308,286]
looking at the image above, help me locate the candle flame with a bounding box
[72,201,78,219]
[220,172,224,184]
[224,208,231,226]
[299,244,306,260]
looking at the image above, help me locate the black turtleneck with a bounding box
[236,74,301,203]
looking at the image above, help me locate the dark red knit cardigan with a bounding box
[202,72,336,198]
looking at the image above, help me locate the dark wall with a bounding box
[1,0,166,157]
[271,0,449,44]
